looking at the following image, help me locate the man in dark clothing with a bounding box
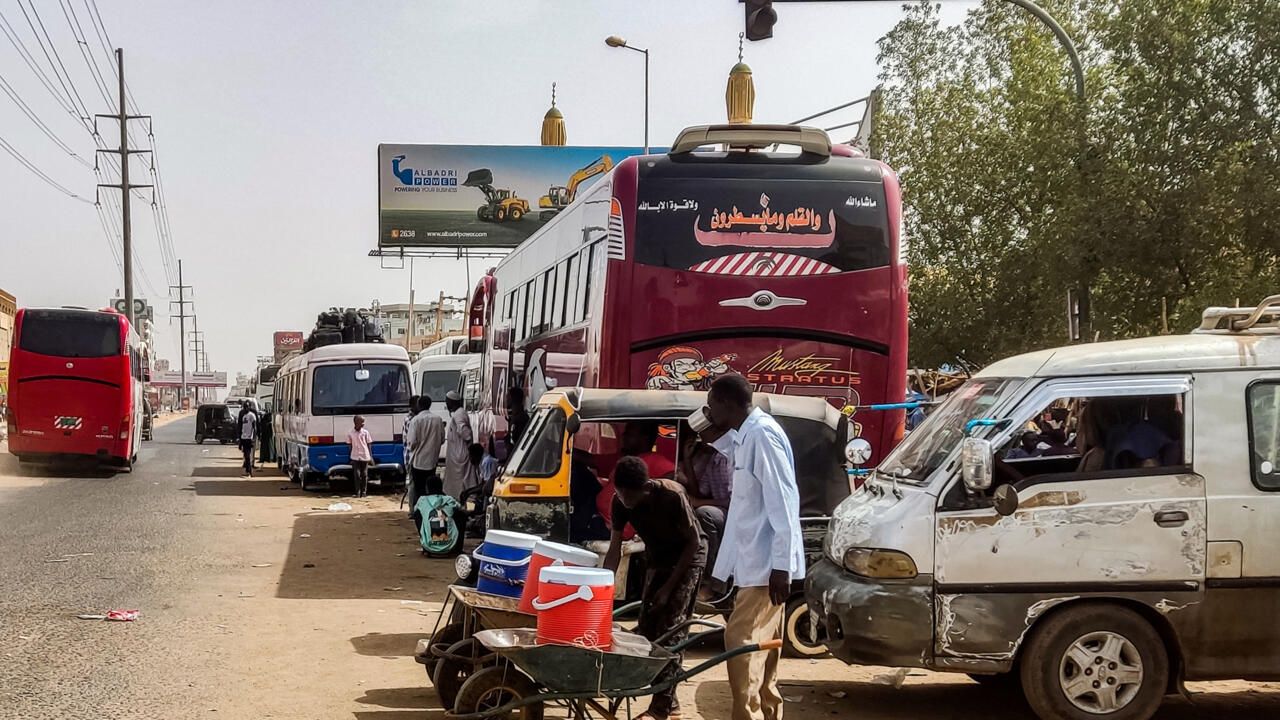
[505,386,530,459]
[604,456,706,720]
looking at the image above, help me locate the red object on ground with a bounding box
[518,541,600,615]
[105,609,140,622]
[533,567,614,649]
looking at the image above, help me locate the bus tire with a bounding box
[1020,604,1167,720]
[195,434,204,444]
[300,471,321,492]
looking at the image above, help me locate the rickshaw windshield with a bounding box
[877,377,1022,485]
[508,406,568,479]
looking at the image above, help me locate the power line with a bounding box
[59,0,113,109]
[0,8,74,115]
[0,70,91,166]
[17,0,91,121]
[0,132,92,202]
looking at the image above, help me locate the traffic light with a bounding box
[744,0,776,41]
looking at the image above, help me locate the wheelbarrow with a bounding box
[416,584,641,710]
[446,621,780,720]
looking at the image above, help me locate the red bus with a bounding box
[467,124,907,464]
[6,307,147,470]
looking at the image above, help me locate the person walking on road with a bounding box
[705,373,803,720]
[603,456,706,720]
[348,415,374,498]
[443,391,473,500]
[406,395,445,523]
[238,404,258,478]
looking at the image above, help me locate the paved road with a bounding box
[1,416,1278,719]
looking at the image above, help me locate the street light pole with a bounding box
[605,36,650,153]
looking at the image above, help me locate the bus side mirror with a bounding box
[960,437,994,493]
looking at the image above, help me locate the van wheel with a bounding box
[783,597,829,658]
[1020,604,1167,720]
[195,434,204,444]
[300,472,322,492]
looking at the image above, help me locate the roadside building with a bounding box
[0,288,15,405]
[380,299,464,353]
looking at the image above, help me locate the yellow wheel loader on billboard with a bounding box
[464,168,530,222]
[537,155,613,220]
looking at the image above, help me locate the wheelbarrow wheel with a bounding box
[419,622,465,679]
[455,666,543,720]
[433,637,492,710]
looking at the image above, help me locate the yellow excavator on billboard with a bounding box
[538,155,613,220]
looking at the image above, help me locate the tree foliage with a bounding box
[875,0,1280,368]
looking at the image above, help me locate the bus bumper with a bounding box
[805,558,934,668]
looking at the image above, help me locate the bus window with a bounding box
[19,309,121,358]
[579,242,598,323]
[561,254,578,326]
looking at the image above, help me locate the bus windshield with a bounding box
[878,377,1022,485]
[635,177,889,274]
[19,310,121,358]
[311,363,411,415]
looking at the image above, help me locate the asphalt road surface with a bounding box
[1,416,1278,719]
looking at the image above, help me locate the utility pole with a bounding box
[406,258,416,352]
[95,49,151,328]
[189,315,205,404]
[169,259,192,409]
[435,291,445,342]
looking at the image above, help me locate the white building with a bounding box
[379,299,465,352]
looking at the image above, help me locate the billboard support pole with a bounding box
[406,257,416,352]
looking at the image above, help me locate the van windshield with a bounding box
[878,377,1022,485]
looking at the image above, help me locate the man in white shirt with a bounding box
[406,396,445,519]
[443,391,474,500]
[238,405,258,478]
[706,373,803,720]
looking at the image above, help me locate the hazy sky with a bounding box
[1,0,974,379]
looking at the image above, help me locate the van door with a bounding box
[932,376,1205,662]
[1189,370,1280,678]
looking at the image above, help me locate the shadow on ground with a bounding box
[354,687,440,709]
[276,509,453,600]
[192,478,297,497]
[353,712,445,720]
[350,632,424,658]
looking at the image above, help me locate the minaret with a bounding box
[541,82,567,146]
[725,33,755,125]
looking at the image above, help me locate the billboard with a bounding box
[273,331,303,362]
[378,144,650,249]
[110,298,154,323]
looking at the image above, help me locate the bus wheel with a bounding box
[1021,604,1167,720]
[783,597,830,658]
[195,434,204,444]
[300,472,321,492]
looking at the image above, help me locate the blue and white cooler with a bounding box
[473,529,541,598]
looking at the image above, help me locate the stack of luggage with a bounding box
[304,307,386,351]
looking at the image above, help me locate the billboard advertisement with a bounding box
[378,144,650,249]
[273,331,303,362]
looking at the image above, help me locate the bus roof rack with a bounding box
[1196,293,1280,333]
[670,124,832,157]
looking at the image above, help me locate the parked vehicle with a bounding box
[808,293,1280,720]
[195,403,237,445]
[410,353,469,463]
[466,124,908,467]
[458,386,853,658]
[141,399,154,441]
[273,343,411,491]
[5,307,146,470]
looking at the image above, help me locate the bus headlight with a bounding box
[843,548,918,579]
[454,554,472,580]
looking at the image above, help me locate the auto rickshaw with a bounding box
[454,387,855,657]
[194,403,238,445]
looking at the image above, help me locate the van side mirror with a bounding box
[844,438,873,466]
[960,437,994,493]
[993,484,1020,516]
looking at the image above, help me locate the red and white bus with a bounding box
[5,307,147,470]
[468,124,908,464]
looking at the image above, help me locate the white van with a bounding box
[273,343,411,490]
[808,295,1280,720]
[410,353,468,462]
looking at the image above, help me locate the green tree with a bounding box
[876,0,1280,369]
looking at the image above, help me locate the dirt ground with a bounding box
[2,416,1279,719]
